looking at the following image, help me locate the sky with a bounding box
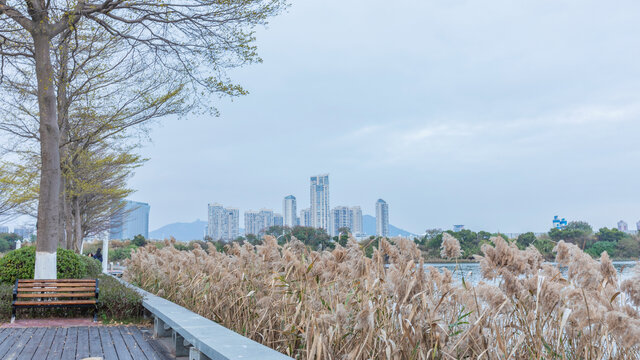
[123,0,640,234]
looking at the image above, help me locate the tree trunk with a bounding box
[33,30,61,279]
[74,197,83,253]
[58,37,70,250]
[66,198,74,250]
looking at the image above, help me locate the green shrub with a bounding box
[0,246,94,283]
[97,275,144,322]
[81,256,103,278]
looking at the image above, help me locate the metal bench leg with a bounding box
[93,307,98,322]
[10,306,15,324]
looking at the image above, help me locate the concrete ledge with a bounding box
[114,276,293,360]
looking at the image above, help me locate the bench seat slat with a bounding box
[18,282,96,287]
[14,299,97,306]
[19,279,95,283]
[18,287,97,292]
[17,293,96,298]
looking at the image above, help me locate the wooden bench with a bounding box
[11,279,99,323]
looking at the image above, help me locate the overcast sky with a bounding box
[125,0,640,234]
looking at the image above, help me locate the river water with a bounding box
[424,261,638,284]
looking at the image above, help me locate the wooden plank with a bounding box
[108,326,134,360]
[19,279,96,283]
[130,326,166,360]
[44,328,68,360]
[18,293,96,298]
[76,327,90,359]
[60,326,78,360]
[0,329,11,347]
[14,300,96,306]
[2,327,35,360]
[31,327,57,360]
[18,287,97,292]
[0,328,25,358]
[19,283,95,288]
[18,283,95,288]
[15,327,46,360]
[118,326,149,360]
[45,328,68,360]
[98,326,119,360]
[87,326,103,358]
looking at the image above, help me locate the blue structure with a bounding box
[552,215,567,229]
[109,200,150,240]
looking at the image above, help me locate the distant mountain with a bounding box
[151,216,417,242]
[363,215,417,237]
[150,220,207,241]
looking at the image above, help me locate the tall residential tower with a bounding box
[310,174,330,231]
[109,200,150,240]
[207,203,239,241]
[283,195,297,227]
[375,199,389,237]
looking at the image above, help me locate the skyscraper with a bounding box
[283,195,297,227]
[330,206,351,236]
[207,203,239,241]
[244,211,262,236]
[350,206,363,235]
[375,199,389,237]
[0,226,8,234]
[259,209,274,231]
[274,213,284,227]
[207,203,225,240]
[222,208,239,240]
[310,174,330,231]
[109,200,150,240]
[300,208,312,227]
[618,220,628,232]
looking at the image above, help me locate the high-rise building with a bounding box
[310,174,330,231]
[207,203,225,240]
[300,208,312,227]
[244,209,278,236]
[453,225,465,232]
[207,203,239,241]
[283,195,297,228]
[222,208,239,240]
[244,211,263,236]
[259,209,274,231]
[350,206,363,235]
[330,206,351,236]
[375,199,389,237]
[0,226,8,234]
[618,220,629,232]
[274,213,284,227]
[109,200,150,240]
[13,226,35,240]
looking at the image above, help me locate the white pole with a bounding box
[102,237,109,274]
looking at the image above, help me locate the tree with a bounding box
[585,241,617,258]
[595,228,626,243]
[615,237,640,258]
[0,0,286,278]
[517,232,537,248]
[132,235,147,247]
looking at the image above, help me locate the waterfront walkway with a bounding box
[0,325,172,360]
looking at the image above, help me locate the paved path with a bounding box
[0,325,172,360]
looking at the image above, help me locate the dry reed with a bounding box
[125,236,640,359]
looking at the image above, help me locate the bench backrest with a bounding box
[15,279,99,299]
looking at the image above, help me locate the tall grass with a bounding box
[125,235,640,359]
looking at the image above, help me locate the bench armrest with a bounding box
[95,278,99,299]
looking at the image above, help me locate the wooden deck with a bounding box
[0,325,172,360]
